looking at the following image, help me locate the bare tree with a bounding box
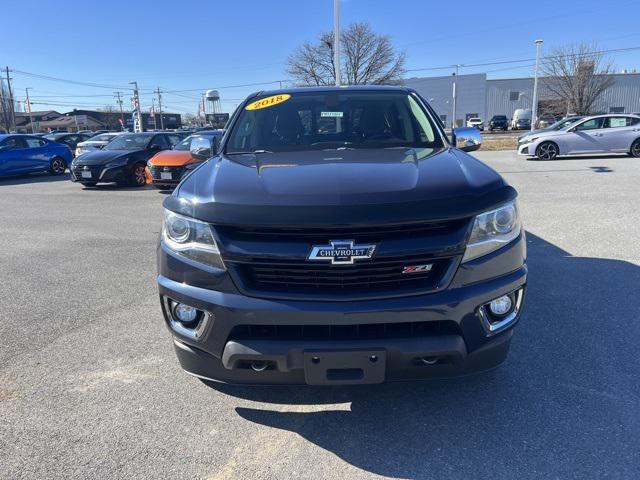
[182,113,198,126]
[287,22,406,86]
[540,44,615,115]
[0,80,13,132]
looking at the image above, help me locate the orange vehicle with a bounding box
[146,130,224,188]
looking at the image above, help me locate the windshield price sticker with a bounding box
[245,94,291,110]
[321,111,344,118]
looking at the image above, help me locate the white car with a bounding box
[518,114,640,160]
[466,118,484,130]
[75,132,122,157]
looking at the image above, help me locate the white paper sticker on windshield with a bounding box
[321,111,344,118]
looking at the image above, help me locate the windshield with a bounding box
[493,116,506,121]
[173,135,212,151]
[104,134,152,151]
[226,91,443,153]
[553,118,582,130]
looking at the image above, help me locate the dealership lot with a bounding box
[1,151,639,479]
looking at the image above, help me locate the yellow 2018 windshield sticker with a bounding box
[245,94,291,110]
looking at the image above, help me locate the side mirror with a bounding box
[0,144,11,152]
[452,127,482,152]
[190,147,212,159]
[149,144,162,151]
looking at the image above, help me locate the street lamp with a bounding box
[334,0,341,86]
[451,64,462,129]
[531,39,543,131]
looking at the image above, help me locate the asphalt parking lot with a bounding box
[1,150,639,480]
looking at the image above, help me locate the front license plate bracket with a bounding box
[303,349,386,385]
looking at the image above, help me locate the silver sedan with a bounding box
[518,114,640,160]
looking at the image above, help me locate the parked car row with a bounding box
[70,130,224,189]
[473,111,574,132]
[0,129,225,188]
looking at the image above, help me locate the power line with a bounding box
[10,69,131,89]
[406,45,640,74]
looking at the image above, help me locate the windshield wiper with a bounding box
[324,146,355,151]
[226,149,273,155]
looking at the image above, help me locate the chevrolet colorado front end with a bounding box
[157,86,527,385]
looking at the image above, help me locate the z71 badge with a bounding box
[402,264,433,274]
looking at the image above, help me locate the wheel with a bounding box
[49,156,67,175]
[130,163,147,187]
[630,139,640,157]
[80,182,97,187]
[536,141,559,160]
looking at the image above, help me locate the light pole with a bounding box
[334,0,340,86]
[25,87,34,133]
[531,39,543,132]
[451,64,462,129]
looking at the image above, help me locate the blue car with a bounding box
[0,134,73,177]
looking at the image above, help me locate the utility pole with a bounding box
[151,98,156,130]
[333,0,341,86]
[531,39,544,132]
[129,81,143,132]
[156,87,164,130]
[451,64,462,130]
[5,67,16,132]
[114,91,125,130]
[25,88,34,133]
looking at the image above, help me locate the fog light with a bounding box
[489,295,513,316]
[478,288,524,336]
[173,303,198,323]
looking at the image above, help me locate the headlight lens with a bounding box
[462,201,521,262]
[162,209,225,269]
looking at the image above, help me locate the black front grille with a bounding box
[231,254,455,300]
[219,219,468,300]
[228,320,460,342]
[149,165,185,181]
[72,166,102,180]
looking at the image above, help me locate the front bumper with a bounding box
[70,164,128,183]
[517,143,533,155]
[149,165,194,186]
[157,233,527,385]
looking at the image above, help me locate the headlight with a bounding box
[522,136,538,144]
[162,209,225,269]
[462,201,521,262]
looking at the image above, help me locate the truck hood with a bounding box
[165,147,515,226]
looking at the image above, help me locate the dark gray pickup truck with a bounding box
[157,85,527,385]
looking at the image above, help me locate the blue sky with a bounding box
[4,0,639,115]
